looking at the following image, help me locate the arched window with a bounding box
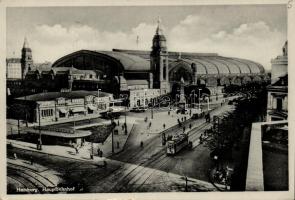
[163,59,167,80]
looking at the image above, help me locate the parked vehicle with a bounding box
[130,106,148,112]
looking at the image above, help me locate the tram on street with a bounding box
[166,134,192,155]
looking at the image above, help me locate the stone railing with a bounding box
[245,120,288,191]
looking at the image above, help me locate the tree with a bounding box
[9,104,31,136]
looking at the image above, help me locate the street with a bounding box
[7,103,236,193]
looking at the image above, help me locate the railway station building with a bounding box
[7,20,269,108]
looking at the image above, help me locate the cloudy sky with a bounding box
[7,5,287,69]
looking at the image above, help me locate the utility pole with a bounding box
[124,105,127,135]
[111,117,114,154]
[198,89,202,110]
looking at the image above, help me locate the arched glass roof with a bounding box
[233,58,264,74]
[201,57,230,74]
[99,51,150,71]
[214,57,241,74]
[191,58,218,74]
[227,58,251,74]
[52,49,265,76]
[169,55,264,75]
[181,58,207,75]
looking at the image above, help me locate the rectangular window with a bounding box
[277,98,282,111]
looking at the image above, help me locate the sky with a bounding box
[6,5,287,70]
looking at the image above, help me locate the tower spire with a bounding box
[156,16,163,35]
[23,37,29,48]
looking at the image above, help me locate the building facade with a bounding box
[129,89,161,108]
[6,58,22,79]
[11,90,114,123]
[266,41,288,121]
[271,41,288,84]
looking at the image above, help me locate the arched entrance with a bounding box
[169,61,194,84]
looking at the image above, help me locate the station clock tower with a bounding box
[21,37,33,80]
[150,18,170,94]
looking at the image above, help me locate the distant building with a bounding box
[266,41,288,121]
[129,89,161,108]
[271,41,288,84]
[266,75,288,121]
[10,90,114,123]
[6,58,22,79]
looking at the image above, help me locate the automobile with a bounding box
[130,106,148,112]
[176,108,188,114]
[100,111,121,119]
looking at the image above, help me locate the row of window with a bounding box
[41,109,53,117]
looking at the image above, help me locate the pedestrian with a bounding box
[117,120,120,126]
[183,126,186,133]
[103,160,107,168]
[189,124,192,129]
[168,110,170,115]
[97,148,100,156]
[13,153,17,160]
[122,124,125,130]
[140,141,143,148]
[30,156,33,165]
[100,150,103,157]
[163,123,166,129]
[149,121,152,128]
[184,116,187,121]
[75,147,79,154]
[181,117,184,122]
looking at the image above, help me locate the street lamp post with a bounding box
[91,141,94,159]
[37,104,42,150]
[111,117,114,154]
[124,100,128,135]
[144,89,147,108]
[198,89,202,110]
[97,89,101,109]
[193,90,196,108]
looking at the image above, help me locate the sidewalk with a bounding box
[8,139,108,164]
[7,116,135,161]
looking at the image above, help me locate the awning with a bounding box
[87,105,96,110]
[24,127,91,138]
[70,107,86,113]
[58,108,68,113]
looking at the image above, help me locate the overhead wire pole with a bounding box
[93,88,102,158]
[198,89,202,110]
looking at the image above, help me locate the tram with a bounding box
[166,134,192,155]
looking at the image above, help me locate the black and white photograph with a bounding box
[1,1,293,200]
